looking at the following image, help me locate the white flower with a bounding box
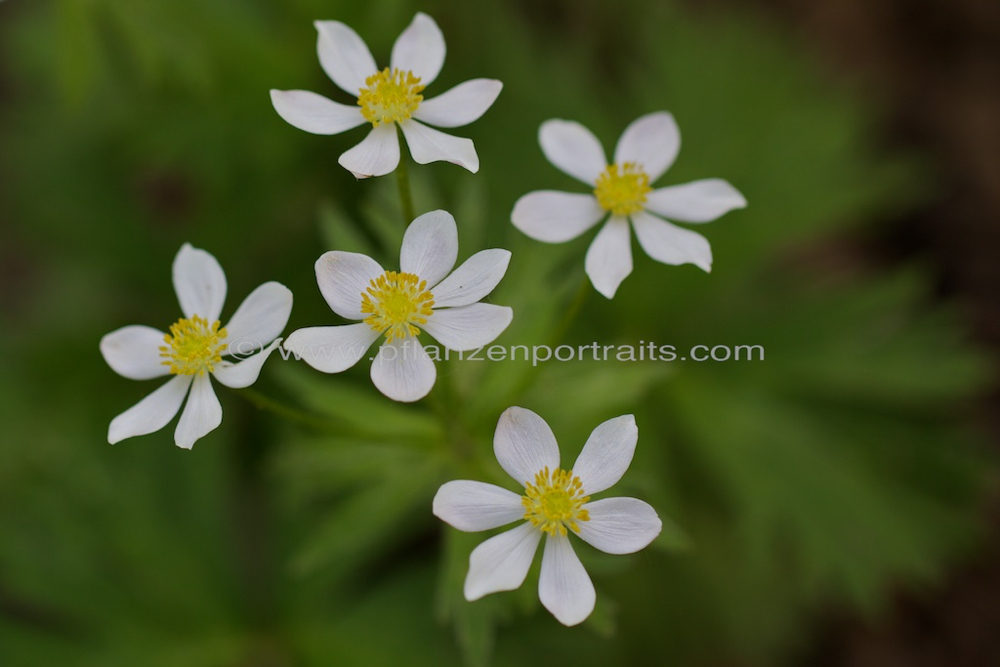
[512,112,747,298]
[284,210,512,403]
[433,407,662,626]
[100,244,293,449]
[270,12,503,179]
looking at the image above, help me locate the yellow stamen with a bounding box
[159,315,227,376]
[360,271,434,342]
[593,162,651,216]
[357,67,425,127]
[522,467,591,537]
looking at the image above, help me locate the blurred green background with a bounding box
[1,0,996,665]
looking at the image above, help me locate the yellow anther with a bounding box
[357,67,425,126]
[593,162,651,216]
[159,316,227,376]
[522,467,591,537]
[360,271,435,342]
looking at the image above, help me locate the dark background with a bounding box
[749,0,1000,663]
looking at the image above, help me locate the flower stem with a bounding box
[237,387,343,433]
[395,129,416,226]
[229,402,278,636]
[502,276,591,406]
[546,277,591,349]
[427,367,475,461]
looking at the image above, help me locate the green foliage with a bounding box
[0,0,992,666]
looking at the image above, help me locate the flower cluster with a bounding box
[100,12,744,628]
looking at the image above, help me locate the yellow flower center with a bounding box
[522,467,591,537]
[593,162,651,216]
[159,315,228,376]
[360,271,435,342]
[357,67,425,127]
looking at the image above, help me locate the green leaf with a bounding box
[290,456,444,580]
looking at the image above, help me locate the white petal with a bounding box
[571,415,638,495]
[100,325,169,380]
[511,191,606,243]
[414,79,502,128]
[269,90,366,135]
[222,282,293,355]
[631,210,712,272]
[399,209,458,287]
[585,217,633,299]
[433,480,525,532]
[315,20,378,96]
[108,375,191,444]
[422,304,512,351]
[282,324,379,374]
[538,533,595,626]
[173,243,227,322]
[464,522,542,601]
[538,119,607,185]
[174,374,222,449]
[390,12,445,86]
[576,497,662,555]
[645,178,747,223]
[338,124,400,179]
[212,339,283,389]
[494,406,560,487]
[398,120,478,173]
[430,249,511,308]
[613,111,680,183]
[315,251,385,321]
[370,337,437,402]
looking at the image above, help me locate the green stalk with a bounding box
[395,128,416,226]
[502,277,591,405]
[237,387,343,433]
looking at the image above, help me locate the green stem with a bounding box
[545,277,591,349]
[229,402,277,636]
[395,129,416,226]
[237,387,343,433]
[504,276,591,405]
[428,366,474,461]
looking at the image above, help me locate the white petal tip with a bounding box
[390,391,426,404]
[463,580,507,602]
[554,611,592,627]
[463,586,485,602]
[595,285,618,299]
[410,149,479,173]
